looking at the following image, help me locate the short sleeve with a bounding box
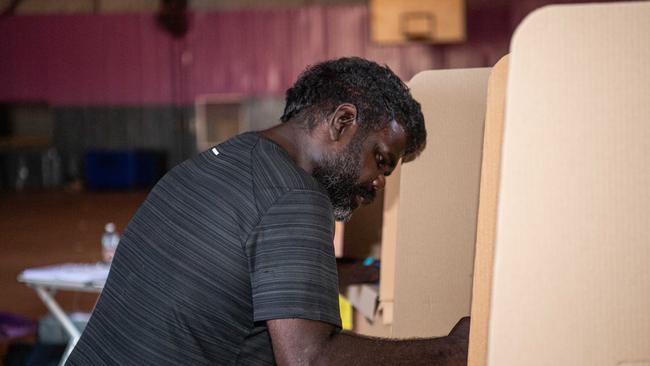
[246,189,341,328]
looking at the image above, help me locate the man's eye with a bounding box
[376,153,384,166]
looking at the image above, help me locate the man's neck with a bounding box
[260,122,316,174]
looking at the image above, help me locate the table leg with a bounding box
[59,337,79,366]
[34,286,82,365]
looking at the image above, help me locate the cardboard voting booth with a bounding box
[469,2,650,365]
[352,6,649,363]
[353,67,490,338]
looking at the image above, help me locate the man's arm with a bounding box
[268,317,469,366]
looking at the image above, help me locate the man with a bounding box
[67,57,469,365]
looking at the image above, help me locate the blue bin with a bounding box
[85,150,164,190]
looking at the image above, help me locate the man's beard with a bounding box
[312,135,376,222]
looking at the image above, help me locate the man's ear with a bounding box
[328,103,358,142]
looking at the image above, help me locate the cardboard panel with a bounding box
[488,3,650,365]
[379,68,489,338]
[467,55,509,366]
[378,163,402,322]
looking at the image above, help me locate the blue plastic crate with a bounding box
[85,150,137,190]
[85,150,164,190]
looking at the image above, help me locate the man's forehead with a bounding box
[384,120,407,151]
[366,120,408,158]
[387,119,404,135]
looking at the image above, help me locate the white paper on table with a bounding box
[20,263,110,284]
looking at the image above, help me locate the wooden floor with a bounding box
[0,191,147,321]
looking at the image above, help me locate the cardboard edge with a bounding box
[467,54,509,366]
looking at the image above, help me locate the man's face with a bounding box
[312,120,407,221]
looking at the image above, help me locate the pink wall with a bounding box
[1,14,176,105]
[0,5,511,106]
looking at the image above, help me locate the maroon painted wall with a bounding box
[0,4,511,106]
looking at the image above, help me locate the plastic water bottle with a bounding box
[101,223,120,264]
[41,148,62,189]
[15,156,29,191]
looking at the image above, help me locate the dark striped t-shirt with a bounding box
[67,132,341,365]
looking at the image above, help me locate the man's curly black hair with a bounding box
[280,57,426,158]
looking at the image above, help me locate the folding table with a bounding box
[18,263,109,366]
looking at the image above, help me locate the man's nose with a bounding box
[373,174,386,191]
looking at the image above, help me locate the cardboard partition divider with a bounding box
[363,68,489,338]
[467,54,508,366]
[471,2,650,365]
